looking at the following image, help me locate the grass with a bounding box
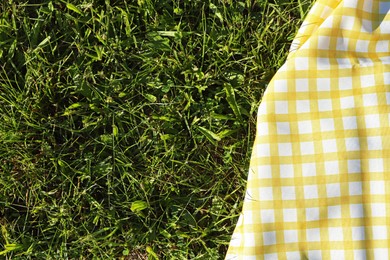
[0,0,313,258]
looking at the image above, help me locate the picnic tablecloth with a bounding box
[226,0,390,259]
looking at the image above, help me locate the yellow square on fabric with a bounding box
[226,0,390,259]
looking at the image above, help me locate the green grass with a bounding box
[0,0,313,258]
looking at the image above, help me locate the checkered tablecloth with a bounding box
[226,0,390,259]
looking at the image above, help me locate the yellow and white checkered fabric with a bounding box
[226,0,390,259]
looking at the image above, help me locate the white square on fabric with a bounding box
[362,93,378,107]
[282,186,296,200]
[280,164,294,178]
[352,227,365,241]
[240,255,257,260]
[344,0,358,8]
[365,114,380,128]
[275,101,289,114]
[295,78,309,92]
[349,182,362,195]
[308,251,322,259]
[361,17,372,33]
[325,160,339,175]
[354,249,367,259]
[258,165,272,179]
[261,209,275,223]
[370,181,385,194]
[298,120,313,134]
[358,57,373,66]
[301,142,315,155]
[264,253,277,260]
[329,227,344,241]
[278,143,293,156]
[317,58,331,70]
[360,74,375,88]
[320,118,335,132]
[228,233,242,247]
[263,231,277,245]
[339,77,353,90]
[274,79,288,92]
[321,16,334,28]
[345,137,360,151]
[326,183,341,197]
[328,205,342,219]
[255,144,270,157]
[379,21,390,34]
[350,204,364,218]
[337,58,352,67]
[322,139,338,153]
[300,14,315,25]
[340,96,355,109]
[259,187,274,201]
[331,250,345,259]
[306,228,321,242]
[283,208,297,222]
[348,159,361,173]
[376,40,389,53]
[374,249,389,259]
[318,36,330,49]
[306,207,320,221]
[371,203,386,217]
[284,230,298,243]
[277,122,291,135]
[363,0,373,12]
[244,233,256,246]
[296,100,311,113]
[343,116,358,129]
[242,211,253,224]
[340,15,356,30]
[304,185,318,199]
[367,136,382,150]
[244,190,254,202]
[362,20,372,33]
[380,56,390,64]
[356,40,370,53]
[257,122,269,136]
[318,99,332,111]
[286,252,300,259]
[295,57,309,70]
[258,104,267,115]
[317,78,331,91]
[372,226,387,239]
[336,37,348,51]
[386,92,390,104]
[302,163,316,177]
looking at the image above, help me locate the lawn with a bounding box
[0,0,312,258]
